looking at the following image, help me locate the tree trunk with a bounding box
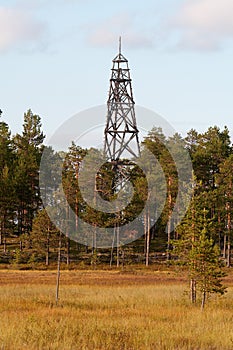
[223,233,227,259]
[66,201,70,266]
[56,231,62,304]
[121,249,125,270]
[0,218,5,246]
[201,290,206,311]
[3,237,6,253]
[66,237,70,266]
[0,221,2,245]
[227,200,231,267]
[227,239,231,268]
[75,195,79,232]
[190,202,196,303]
[75,167,79,232]
[116,223,120,268]
[144,211,147,259]
[190,278,196,303]
[218,210,221,250]
[110,224,116,267]
[46,227,50,266]
[146,209,150,267]
[166,218,171,261]
[167,177,172,261]
[92,225,97,255]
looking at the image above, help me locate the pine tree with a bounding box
[0,112,15,247]
[14,110,45,236]
[191,223,226,311]
[62,142,87,256]
[174,202,227,309]
[30,209,60,265]
[136,143,167,265]
[189,126,231,190]
[215,154,233,267]
[185,126,232,253]
[39,146,62,206]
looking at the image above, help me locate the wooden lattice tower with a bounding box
[104,38,140,162]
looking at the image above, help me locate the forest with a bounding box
[0,108,232,305]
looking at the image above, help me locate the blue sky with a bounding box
[1,0,233,145]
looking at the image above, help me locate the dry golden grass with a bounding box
[0,269,233,349]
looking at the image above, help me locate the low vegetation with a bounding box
[0,269,233,350]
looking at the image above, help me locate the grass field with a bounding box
[0,269,233,349]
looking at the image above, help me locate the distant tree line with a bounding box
[0,109,232,306]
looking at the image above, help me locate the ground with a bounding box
[0,268,233,349]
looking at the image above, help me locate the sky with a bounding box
[1,0,233,147]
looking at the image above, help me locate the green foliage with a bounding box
[30,209,60,265]
[174,203,227,308]
[12,248,22,265]
[0,106,233,284]
[190,229,226,297]
[13,110,45,235]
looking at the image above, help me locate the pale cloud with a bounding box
[86,13,153,49]
[169,0,233,51]
[0,5,47,53]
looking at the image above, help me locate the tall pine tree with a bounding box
[14,109,45,236]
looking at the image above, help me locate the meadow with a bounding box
[0,269,233,350]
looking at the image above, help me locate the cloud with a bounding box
[169,0,233,51]
[0,5,47,53]
[85,13,153,49]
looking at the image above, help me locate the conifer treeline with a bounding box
[0,110,45,246]
[0,110,233,271]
